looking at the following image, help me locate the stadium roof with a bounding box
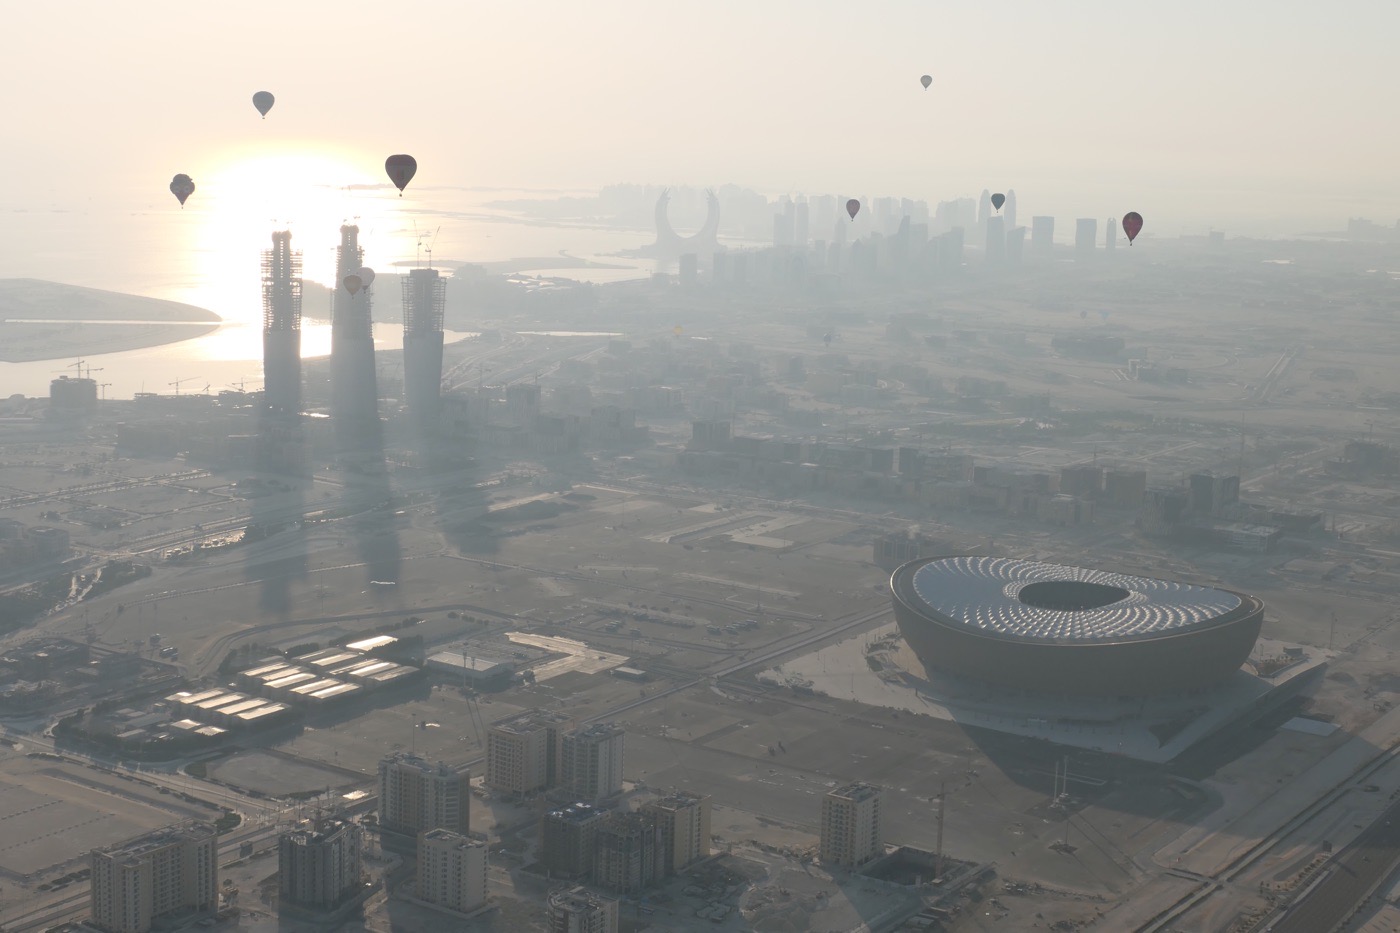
[906,556,1244,643]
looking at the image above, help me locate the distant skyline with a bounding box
[3,1,1398,235]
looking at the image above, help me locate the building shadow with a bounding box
[245,416,310,618]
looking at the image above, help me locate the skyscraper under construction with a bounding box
[262,231,302,417]
[331,225,379,448]
[402,268,445,432]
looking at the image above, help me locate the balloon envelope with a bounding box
[846,199,860,220]
[991,192,1006,211]
[169,174,195,207]
[1122,212,1144,244]
[343,274,363,295]
[385,154,417,194]
[252,91,274,118]
[355,267,375,288]
[920,74,932,89]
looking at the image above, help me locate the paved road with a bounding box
[1272,794,1400,933]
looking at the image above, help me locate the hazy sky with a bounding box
[5,1,1399,232]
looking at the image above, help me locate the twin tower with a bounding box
[260,226,445,449]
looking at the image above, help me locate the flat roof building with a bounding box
[90,823,218,933]
[541,803,609,879]
[644,792,711,876]
[486,709,573,796]
[548,886,619,933]
[278,818,363,910]
[592,811,660,895]
[821,782,884,869]
[560,723,625,803]
[378,753,470,838]
[416,828,487,915]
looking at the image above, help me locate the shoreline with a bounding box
[0,279,222,364]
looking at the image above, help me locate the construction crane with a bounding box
[98,383,112,400]
[52,360,86,377]
[168,376,200,397]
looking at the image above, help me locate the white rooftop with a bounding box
[907,555,1244,643]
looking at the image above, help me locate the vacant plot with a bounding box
[0,757,211,881]
[208,749,364,797]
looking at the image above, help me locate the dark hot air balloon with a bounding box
[385,155,417,195]
[846,199,860,220]
[355,267,375,288]
[169,174,195,207]
[343,274,363,295]
[920,75,932,89]
[252,91,275,118]
[991,192,1006,211]
[1122,211,1143,245]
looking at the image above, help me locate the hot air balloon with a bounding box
[169,174,195,207]
[355,267,375,288]
[991,193,1006,212]
[252,91,275,118]
[920,75,932,89]
[846,199,860,220]
[385,155,417,195]
[343,274,363,295]
[1122,212,1143,245]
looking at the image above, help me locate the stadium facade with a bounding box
[889,556,1264,697]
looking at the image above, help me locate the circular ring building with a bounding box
[889,556,1264,697]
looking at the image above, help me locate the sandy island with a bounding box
[0,279,220,363]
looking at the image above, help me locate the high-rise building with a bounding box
[330,224,379,449]
[416,828,487,914]
[939,227,964,272]
[984,215,1006,265]
[1004,189,1018,230]
[820,782,884,869]
[548,886,619,933]
[773,198,795,248]
[505,382,541,427]
[90,823,218,933]
[486,709,573,796]
[1075,218,1098,258]
[794,199,809,248]
[1105,217,1119,251]
[402,267,446,431]
[261,230,302,417]
[1006,226,1026,265]
[278,817,363,910]
[50,375,98,416]
[678,253,698,286]
[1031,216,1055,257]
[541,803,609,878]
[592,811,660,895]
[560,723,625,802]
[377,754,470,838]
[643,792,711,876]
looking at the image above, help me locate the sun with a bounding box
[185,147,405,328]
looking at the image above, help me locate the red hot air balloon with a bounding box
[169,174,195,207]
[252,91,275,118]
[990,192,1006,212]
[920,74,932,89]
[846,199,860,220]
[343,274,363,295]
[1121,212,1143,245]
[385,155,417,195]
[355,267,375,288]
